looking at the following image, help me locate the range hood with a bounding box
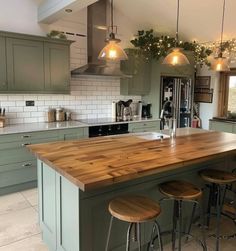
[71,0,128,78]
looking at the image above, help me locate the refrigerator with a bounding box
[160,76,193,129]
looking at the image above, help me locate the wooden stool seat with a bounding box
[159,180,202,200]
[108,195,161,223]
[200,169,236,185]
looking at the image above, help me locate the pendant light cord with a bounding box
[220,0,226,53]
[111,0,114,34]
[175,0,180,47]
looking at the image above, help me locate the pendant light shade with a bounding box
[211,56,230,72]
[162,48,190,65]
[211,0,229,72]
[162,0,190,66]
[98,40,128,61]
[98,0,128,61]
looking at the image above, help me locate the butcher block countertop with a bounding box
[28,129,236,191]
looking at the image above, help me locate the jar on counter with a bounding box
[46,108,56,122]
[55,107,65,122]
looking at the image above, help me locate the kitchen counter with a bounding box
[210,117,236,123]
[31,128,236,251]
[0,118,160,135]
[0,121,88,135]
[28,128,236,191]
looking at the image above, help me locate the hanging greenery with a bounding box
[130,29,212,66]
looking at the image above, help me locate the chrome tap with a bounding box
[160,100,176,138]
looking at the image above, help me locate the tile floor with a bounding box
[0,188,236,250]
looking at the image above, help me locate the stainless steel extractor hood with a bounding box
[71,0,128,78]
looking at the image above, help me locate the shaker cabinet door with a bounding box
[44,43,70,93]
[120,50,151,95]
[6,38,45,92]
[0,37,7,91]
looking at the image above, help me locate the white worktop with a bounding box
[0,118,161,135]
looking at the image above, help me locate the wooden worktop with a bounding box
[28,130,236,191]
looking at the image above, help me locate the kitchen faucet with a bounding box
[160,100,177,138]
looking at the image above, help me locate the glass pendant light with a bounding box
[211,0,230,72]
[162,0,190,66]
[98,0,128,61]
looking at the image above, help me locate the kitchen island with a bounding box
[28,129,236,251]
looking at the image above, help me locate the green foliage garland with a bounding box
[130,29,212,66]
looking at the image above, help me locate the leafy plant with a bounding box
[130,29,212,66]
[47,30,67,40]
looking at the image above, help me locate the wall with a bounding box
[197,65,220,130]
[0,1,141,125]
[0,77,140,124]
[0,0,48,36]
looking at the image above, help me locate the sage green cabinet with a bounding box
[44,43,70,93]
[121,49,151,95]
[209,120,234,133]
[0,37,7,91]
[0,127,89,195]
[0,30,72,94]
[128,120,160,133]
[6,38,45,92]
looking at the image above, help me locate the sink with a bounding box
[131,132,170,140]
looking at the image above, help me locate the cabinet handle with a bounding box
[143,124,147,126]
[22,135,31,138]
[21,143,30,147]
[22,163,32,167]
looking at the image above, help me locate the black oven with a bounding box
[89,123,129,137]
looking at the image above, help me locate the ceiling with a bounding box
[114,0,236,43]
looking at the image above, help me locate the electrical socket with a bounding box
[25,101,35,106]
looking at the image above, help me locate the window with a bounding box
[218,69,236,117]
[228,76,236,113]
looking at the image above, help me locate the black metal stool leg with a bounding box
[126,223,133,251]
[137,223,142,251]
[148,220,163,251]
[206,184,213,228]
[215,185,221,251]
[186,202,197,242]
[172,200,178,251]
[178,200,183,251]
[199,199,207,251]
[155,220,163,251]
[105,216,114,251]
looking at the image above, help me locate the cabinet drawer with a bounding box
[0,160,37,173]
[209,121,233,133]
[0,136,59,151]
[129,121,160,131]
[0,130,59,144]
[130,127,160,133]
[58,127,89,140]
[0,166,37,188]
[0,148,34,166]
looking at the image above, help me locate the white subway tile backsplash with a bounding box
[1,101,16,107]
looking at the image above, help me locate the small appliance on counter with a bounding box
[142,103,152,118]
[116,99,133,121]
[0,107,6,128]
[114,100,142,121]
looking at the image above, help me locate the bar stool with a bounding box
[200,169,236,251]
[105,195,163,251]
[159,180,207,251]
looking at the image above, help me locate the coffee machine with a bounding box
[114,100,143,121]
[142,103,152,118]
[116,99,133,121]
